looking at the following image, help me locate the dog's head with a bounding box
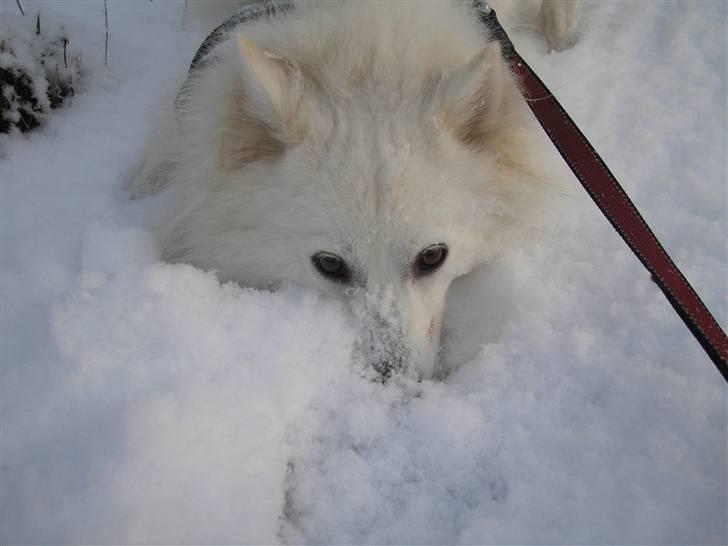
[167,26,545,379]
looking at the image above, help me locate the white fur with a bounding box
[132,1,569,379]
[490,0,579,51]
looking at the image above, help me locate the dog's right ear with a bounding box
[220,35,311,171]
[237,35,307,135]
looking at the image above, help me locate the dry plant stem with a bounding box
[104,0,109,67]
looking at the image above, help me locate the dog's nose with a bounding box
[371,355,405,381]
[353,315,410,380]
[350,286,413,380]
[356,329,409,381]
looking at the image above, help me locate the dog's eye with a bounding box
[312,252,350,282]
[415,244,448,276]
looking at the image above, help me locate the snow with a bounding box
[1,1,726,544]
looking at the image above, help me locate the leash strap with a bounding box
[478,5,728,382]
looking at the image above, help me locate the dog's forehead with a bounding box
[283,100,485,258]
[311,108,448,209]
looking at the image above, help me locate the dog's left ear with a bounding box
[436,42,513,150]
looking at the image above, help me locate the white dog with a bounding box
[132,1,577,379]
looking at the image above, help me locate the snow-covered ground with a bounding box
[1,1,726,543]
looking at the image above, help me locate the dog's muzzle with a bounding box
[354,315,408,380]
[349,288,411,380]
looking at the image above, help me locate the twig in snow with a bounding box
[103,0,109,67]
[15,0,25,16]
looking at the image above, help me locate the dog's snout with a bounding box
[351,292,411,379]
[349,285,440,380]
[356,322,410,380]
[371,355,406,381]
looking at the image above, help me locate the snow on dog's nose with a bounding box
[349,286,439,380]
[350,287,406,379]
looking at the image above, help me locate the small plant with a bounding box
[0,9,82,134]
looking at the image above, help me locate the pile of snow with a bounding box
[1,1,725,544]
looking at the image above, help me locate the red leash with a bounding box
[480,5,728,382]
